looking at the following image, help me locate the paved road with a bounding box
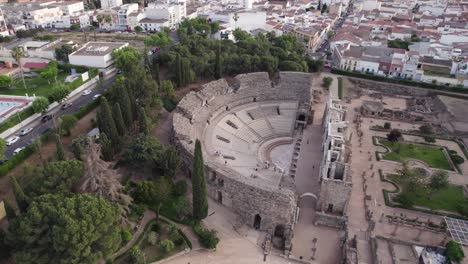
[5,76,115,158]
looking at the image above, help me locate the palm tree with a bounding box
[11,47,26,89]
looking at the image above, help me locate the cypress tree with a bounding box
[116,84,133,124]
[137,107,150,135]
[175,54,182,87]
[55,134,65,161]
[214,44,222,80]
[153,62,160,85]
[100,133,113,161]
[112,103,126,135]
[127,88,138,121]
[192,139,208,220]
[10,176,29,213]
[98,97,119,146]
[3,199,16,220]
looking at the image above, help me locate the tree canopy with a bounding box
[24,160,85,197]
[156,19,319,87]
[7,194,121,264]
[32,96,49,114]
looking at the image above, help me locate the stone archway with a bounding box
[298,192,318,209]
[253,214,262,230]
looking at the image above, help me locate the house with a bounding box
[68,42,129,69]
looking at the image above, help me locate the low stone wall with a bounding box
[314,212,347,229]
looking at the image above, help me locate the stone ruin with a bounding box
[172,72,313,245]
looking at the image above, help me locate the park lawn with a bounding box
[380,139,452,170]
[412,185,465,213]
[0,73,68,97]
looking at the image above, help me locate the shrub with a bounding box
[387,129,402,142]
[450,153,464,165]
[147,231,158,246]
[159,239,175,253]
[173,180,188,196]
[322,77,333,89]
[383,122,391,130]
[395,192,414,209]
[424,136,436,143]
[419,124,433,135]
[151,222,161,233]
[446,240,464,262]
[127,246,145,264]
[121,229,132,243]
[193,222,220,249]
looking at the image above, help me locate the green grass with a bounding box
[337,77,343,99]
[380,139,452,170]
[0,73,68,97]
[389,174,465,212]
[413,185,465,212]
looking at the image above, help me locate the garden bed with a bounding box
[376,138,452,171]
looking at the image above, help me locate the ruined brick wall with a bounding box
[318,179,352,214]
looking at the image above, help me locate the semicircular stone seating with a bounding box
[208,101,299,182]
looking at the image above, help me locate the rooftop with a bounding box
[70,42,128,57]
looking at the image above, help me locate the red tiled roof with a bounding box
[23,62,48,69]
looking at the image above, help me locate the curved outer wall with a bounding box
[172,72,312,231]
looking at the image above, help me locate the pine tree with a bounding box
[116,84,133,124]
[55,134,65,161]
[100,133,113,161]
[175,54,182,87]
[127,88,138,121]
[97,97,119,147]
[137,107,150,135]
[214,43,222,80]
[10,176,29,213]
[112,103,126,135]
[192,139,208,220]
[3,199,16,220]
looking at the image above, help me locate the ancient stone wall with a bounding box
[314,211,347,229]
[348,78,430,97]
[172,72,312,231]
[318,179,352,214]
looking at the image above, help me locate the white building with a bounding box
[22,5,63,28]
[117,3,138,30]
[52,1,84,16]
[138,18,170,32]
[68,42,128,69]
[145,0,186,28]
[238,0,252,9]
[100,0,123,9]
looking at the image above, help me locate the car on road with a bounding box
[6,136,20,146]
[93,94,102,100]
[13,147,25,156]
[20,127,33,136]
[41,115,53,123]
[61,102,73,109]
[82,89,92,96]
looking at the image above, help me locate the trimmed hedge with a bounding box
[331,68,468,94]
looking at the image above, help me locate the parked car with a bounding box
[61,102,72,109]
[20,127,33,136]
[93,94,102,100]
[13,147,25,156]
[41,115,53,123]
[6,136,20,146]
[82,89,92,96]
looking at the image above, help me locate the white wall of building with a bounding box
[100,0,123,9]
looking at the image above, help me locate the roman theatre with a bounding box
[172,72,350,257]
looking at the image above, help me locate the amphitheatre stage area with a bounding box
[172,72,351,263]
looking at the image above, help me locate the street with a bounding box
[4,76,115,158]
